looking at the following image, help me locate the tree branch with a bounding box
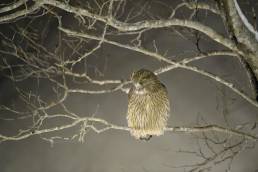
[0,116,257,142]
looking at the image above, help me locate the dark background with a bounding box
[0,0,258,171]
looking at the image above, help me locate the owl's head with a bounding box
[131,69,158,90]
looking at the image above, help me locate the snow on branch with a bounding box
[233,0,258,42]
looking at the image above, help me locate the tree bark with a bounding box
[218,0,258,94]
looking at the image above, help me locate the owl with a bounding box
[127,69,170,140]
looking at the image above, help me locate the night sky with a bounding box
[0,0,258,172]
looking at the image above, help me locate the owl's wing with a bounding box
[160,83,168,93]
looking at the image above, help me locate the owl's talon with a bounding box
[140,135,152,141]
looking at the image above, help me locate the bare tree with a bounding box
[0,0,258,171]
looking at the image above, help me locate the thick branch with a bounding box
[40,0,241,54]
[219,0,258,87]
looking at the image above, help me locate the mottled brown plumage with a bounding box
[127,69,170,140]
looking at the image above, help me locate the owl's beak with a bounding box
[134,82,142,89]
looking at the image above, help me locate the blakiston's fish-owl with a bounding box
[127,69,170,140]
